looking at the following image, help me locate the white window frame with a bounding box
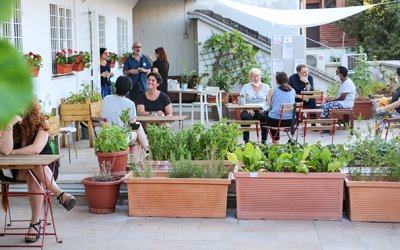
[50,3,73,73]
[117,17,128,56]
[1,0,23,52]
[98,14,106,48]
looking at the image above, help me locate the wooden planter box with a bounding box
[124,164,234,218]
[345,177,400,222]
[235,171,345,220]
[60,98,102,147]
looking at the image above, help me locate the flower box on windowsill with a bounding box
[72,63,85,72]
[56,64,73,74]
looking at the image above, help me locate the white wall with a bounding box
[21,0,135,112]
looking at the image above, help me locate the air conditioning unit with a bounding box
[341,53,367,73]
[306,54,325,71]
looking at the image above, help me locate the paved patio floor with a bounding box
[1,117,400,249]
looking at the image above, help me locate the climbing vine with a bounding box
[200,31,259,92]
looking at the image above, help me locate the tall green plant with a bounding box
[200,31,258,91]
[0,0,33,128]
[352,46,372,98]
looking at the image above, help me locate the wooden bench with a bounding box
[330,108,354,130]
[227,120,260,144]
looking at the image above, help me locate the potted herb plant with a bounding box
[81,162,123,214]
[180,62,196,87]
[23,52,42,77]
[344,133,400,222]
[55,48,73,74]
[124,159,234,218]
[228,142,347,220]
[71,50,91,71]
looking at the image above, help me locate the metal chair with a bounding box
[59,127,77,164]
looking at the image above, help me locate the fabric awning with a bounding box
[217,0,379,27]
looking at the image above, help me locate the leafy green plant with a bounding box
[129,160,153,178]
[200,31,258,91]
[108,52,120,62]
[227,142,267,172]
[94,123,129,152]
[345,130,400,182]
[23,52,43,67]
[168,160,230,179]
[208,71,230,92]
[70,50,91,68]
[146,120,240,161]
[352,46,372,97]
[55,48,73,65]
[122,52,131,59]
[180,62,196,84]
[64,84,102,104]
[326,83,339,98]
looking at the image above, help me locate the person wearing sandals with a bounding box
[0,101,76,243]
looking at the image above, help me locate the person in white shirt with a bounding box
[101,76,150,158]
[321,66,356,118]
[239,68,270,144]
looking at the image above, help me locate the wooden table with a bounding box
[226,103,264,110]
[0,154,62,249]
[169,89,224,124]
[136,115,188,130]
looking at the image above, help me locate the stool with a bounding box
[330,109,354,130]
[60,127,77,163]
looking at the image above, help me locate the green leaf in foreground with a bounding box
[0,40,33,128]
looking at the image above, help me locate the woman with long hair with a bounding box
[266,71,296,144]
[0,102,76,243]
[100,48,114,97]
[147,47,169,93]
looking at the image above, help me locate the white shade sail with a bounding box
[217,0,379,27]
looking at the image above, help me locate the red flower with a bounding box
[56,52,61,56]
[28,52,33,56]
[62,49,66,54]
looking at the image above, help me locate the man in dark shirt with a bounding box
[123,41,152,103]
[289,64,317,118]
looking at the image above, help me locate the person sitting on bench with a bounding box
[321,66,356,118]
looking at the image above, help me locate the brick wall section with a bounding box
[320,23,356,47]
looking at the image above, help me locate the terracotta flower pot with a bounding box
[121,57,126,65]
[110,60,116,68]
[82,177,122,214]
[235,171,345,220]
[353,98,373,120]
[72,63,85,72]
[30,66,40,77]
[56,64,73,74]
[346,177,400,222]
[95,150,129,173]
[124,171,232,218]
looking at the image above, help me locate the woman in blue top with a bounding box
[239,68,270,144]
[266,71,296,144]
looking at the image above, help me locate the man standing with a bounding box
[321,66,356,118]
[123,41,152,103]
[289,64,317,114]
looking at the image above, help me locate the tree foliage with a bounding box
[337,0,400,60]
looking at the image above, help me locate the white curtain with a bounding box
[217,0,378,27]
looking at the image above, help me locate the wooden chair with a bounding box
[302,118,338,144]
[90,116,107,138]
[227,120,261,144]
[385,117,400,140]
[264,103,303,143]
[301,90,324,108]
